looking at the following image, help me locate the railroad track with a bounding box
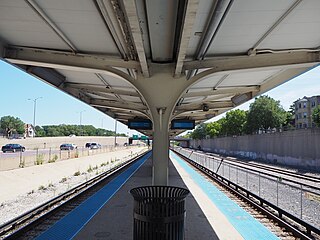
[172,148,320,240]
[206,151,320,184]
[0,151,150,240]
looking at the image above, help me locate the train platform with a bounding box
[35,151,279,240]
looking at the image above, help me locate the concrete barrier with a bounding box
[189,128,320,171]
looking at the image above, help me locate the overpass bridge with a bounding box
[1,0,320,185]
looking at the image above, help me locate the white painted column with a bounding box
[134,63,189,185]
[152,111,170,185]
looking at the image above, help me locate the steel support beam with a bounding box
[64,83,139,97]
[123,0,150,77]
[25,0,77,52]
[176,101,234,112]
[184,52,319,71]
[27,66,66,87]
[90,99,148,111]
[174,0,199,77]
[4,47,140,70]
[183,86,259,98]
[249,0,302,54]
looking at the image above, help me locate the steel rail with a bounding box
[189,150,320,191]
[0,150,150,239]
[208,152,320,183]
[172,149,320,239]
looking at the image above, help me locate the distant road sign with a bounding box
[132,135,139,140]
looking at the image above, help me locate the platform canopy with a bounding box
[1,0,320,137]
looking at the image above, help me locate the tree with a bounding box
[35,126,46,137]
[0,116,25,138]
[312,106,320,127]
[220,109,247,136]
[245,96,287,133]
[190,123,207,139]
[206,121,222,137]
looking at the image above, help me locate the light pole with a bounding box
[28,97,42,136]
[114,119,118,147]
[79,110,85,136]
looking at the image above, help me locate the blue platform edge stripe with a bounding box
[170,151,279,240]
[36,152,151,240]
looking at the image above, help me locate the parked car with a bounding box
[1,144,25,153]
[60,144,77,150]
[85,142,101,149]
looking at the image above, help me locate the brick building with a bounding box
[294,95,320,129]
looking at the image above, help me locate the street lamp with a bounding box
[28,97,42,136]
[114,119,118,147]
[78,110,86,136]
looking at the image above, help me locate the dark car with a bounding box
[2,144,25,153]
[85,142,101,149]
[60,144,77,151]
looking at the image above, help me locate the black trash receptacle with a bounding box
[130,186,189,240]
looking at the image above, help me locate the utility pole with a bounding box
[28,97,42,136]
[114,119,117,147]
[79,110,85,136]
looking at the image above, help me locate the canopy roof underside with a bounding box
[1,0,320,136]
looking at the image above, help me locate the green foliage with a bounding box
[48,154,58,163]
[33,124,124,137]
[74,171,81,176]
[60,177,67,183]
[0,115,25,137]
[206,121,222,138]
[35,154,44,165]
[245,95,287,133]
[312,106,320,127]
[190,123,207,139]
[35,126,46,137]
[283,111,295,130]
[87,165,93,173]
[220,109,247,136]
[38,185,46,190]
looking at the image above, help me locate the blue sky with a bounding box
[0,60,135,135]
[1,59,320,132]
[210,64,320,121]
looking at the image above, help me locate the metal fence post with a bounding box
[258,172,261,196]
[246,171,248,189]
[300,184,303,219]
[276,178,279,206]
[236,168,239,184]
[19,150,23,167]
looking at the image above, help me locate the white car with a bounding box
[88,143,101,149]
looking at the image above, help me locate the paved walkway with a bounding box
[0,147,147,203]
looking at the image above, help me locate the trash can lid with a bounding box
[130,186,189,200]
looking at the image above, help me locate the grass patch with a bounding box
[38,185,46,190]
[60,177,67,183]
[73,171,81,176]
[48,154,58,163]
[35,154,44,165]
[87,165,93,173]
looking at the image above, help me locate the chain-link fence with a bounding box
[173,147,320,229]
[0,145,140,170]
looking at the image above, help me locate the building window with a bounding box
[299,123,302,128]
[298,113,302,119]
[299,103,301,108]
[303,102,307,108]
[312,101,316,107]
[303,112,307,118]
